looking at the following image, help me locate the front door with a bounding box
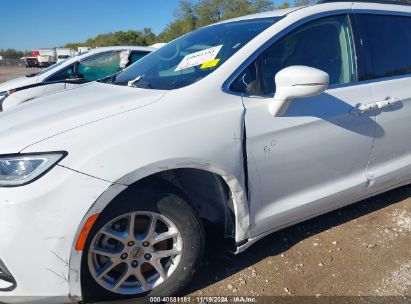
[229,14,377,237]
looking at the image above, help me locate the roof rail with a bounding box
[317,0,411,6]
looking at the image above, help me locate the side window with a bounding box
[46,65,74,82]
[129,51,150,65]
[358,14,411,80]
[231,15,356,95]
[78,51,122,81]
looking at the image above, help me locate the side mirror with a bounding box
[269,66,329,116]
[65,74,85,84]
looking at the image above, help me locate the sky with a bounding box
[0,0,195,51]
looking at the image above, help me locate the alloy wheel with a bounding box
[88,211,183,295]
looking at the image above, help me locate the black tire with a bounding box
[81,183,205,303]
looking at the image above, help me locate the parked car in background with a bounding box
[150,42,167,49]
[0,46,154,111]
[56,48,75,63]
[0,0,411,303]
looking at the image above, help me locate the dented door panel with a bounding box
[244,86,376,237]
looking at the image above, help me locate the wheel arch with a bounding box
[68,158,249,300]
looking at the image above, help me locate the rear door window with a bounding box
[357,14,411,80]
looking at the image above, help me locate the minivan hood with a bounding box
[0,82,167,154]
[0,75,38,92]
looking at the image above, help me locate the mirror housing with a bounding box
[269,66,329,116]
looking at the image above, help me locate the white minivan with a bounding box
[0,0,410,302]
[0,46,154,111]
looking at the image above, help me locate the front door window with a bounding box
[77,51,123,81]
[231,15,356,95]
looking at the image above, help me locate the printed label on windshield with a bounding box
[175,45,223,72]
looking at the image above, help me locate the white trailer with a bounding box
[77,46,91,54]
[56,48,75,63]
[37,48,57,67]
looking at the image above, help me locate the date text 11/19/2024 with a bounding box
[149,296,257,303]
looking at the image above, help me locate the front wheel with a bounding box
[81,187,204,302]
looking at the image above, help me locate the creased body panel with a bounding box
[22,82,249,243]
[244,84,376,237]
[0,166,112,302]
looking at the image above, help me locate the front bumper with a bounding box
[0,165,112,303]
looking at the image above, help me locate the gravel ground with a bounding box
[185,188,411,300]
[1,66,410,302]
[0,66,43,83]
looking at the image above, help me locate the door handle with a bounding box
[350,102,378,115]
[350,97,402,116]
[375,97,401,109]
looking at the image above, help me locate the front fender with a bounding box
[67,159,249,300]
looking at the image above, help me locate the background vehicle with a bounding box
[78,46,92,54]
[0,46,154,111]
[37,48,57,67]
[24,57,39,68]
[0,0,410,303]
[56,48,75,63]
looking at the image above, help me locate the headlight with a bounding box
[0,152,67,187]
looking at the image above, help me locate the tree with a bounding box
[158,0,198,42]
[142,28,157,45]
[195,0,275,26]
[295,0,315,6]
[63,28,157,49]
[277,1,291,8]
[158,0,276,42]
[60,0,297,48]
[0,48,25,60]
[158,19,195,42]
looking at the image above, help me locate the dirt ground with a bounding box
[0,66,42,83]
[1,66,410,302]
[187,186,411,300]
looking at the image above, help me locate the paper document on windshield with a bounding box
[175,45,223,72]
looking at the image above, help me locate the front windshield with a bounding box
[111,17,280,90]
